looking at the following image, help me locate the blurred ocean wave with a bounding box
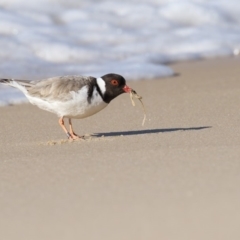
[0,0,240,105]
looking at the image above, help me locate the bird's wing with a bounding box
[25,75,95,101]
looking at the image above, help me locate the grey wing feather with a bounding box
[26,75,95,101]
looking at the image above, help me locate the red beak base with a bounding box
[123,85,132,93]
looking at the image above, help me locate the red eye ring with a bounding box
[111,79,119,86]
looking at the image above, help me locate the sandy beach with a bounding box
[1,57,240,239]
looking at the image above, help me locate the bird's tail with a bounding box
[0,78,13,85]
[0,78,31,94]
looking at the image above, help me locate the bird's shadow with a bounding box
[92,126,212,138]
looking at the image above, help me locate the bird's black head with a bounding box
[100,73,131,103]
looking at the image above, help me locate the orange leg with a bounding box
[68,118,80,139]
[58,117,71,139]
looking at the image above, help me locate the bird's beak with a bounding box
[123,85,132,93]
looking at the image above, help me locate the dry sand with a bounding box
[0,57,240,240]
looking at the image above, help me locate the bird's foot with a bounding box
[67,132,82,140]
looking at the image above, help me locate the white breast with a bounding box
[26,86,108,119]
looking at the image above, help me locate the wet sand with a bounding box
[1,57,240,239]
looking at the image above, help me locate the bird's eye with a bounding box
[111,79,119,86]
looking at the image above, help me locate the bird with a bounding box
[0,73,132,139]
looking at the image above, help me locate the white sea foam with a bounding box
[0,0,240,105]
